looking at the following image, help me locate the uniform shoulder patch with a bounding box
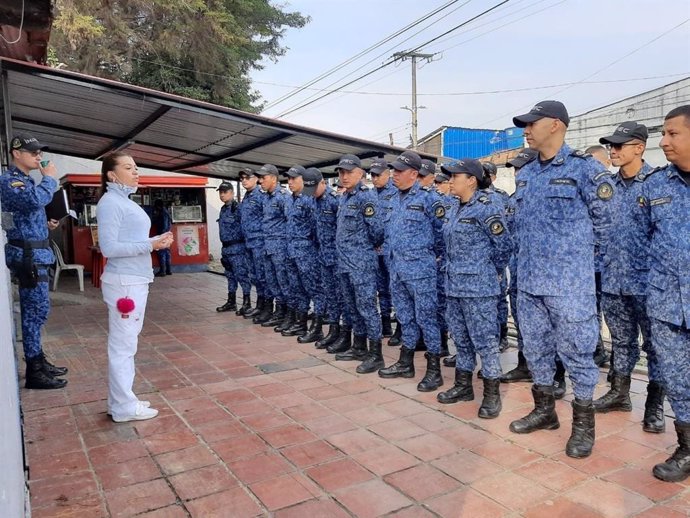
[434,204,446,219]
[571,149,591,158]
[488,219,505,235]
[10,180,26,189]
[363,203,376,217]
[597,182,614,201]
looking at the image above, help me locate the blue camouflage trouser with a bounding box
[447,296,502,379]
[264,249,290,304]
[376,255,391,317]
[287,250,321,314]
[650,319,690,422]
[246,244,266,298]
[601,293,659,382]
[339,270,381,340]
[437,262,448,334]
[390,273,440,354]
[507,261,524,351]
[498,269,508,326]
[518,291,599,400]
[319,261,342,323]
[19,267,51,359]
[222,249,251,296]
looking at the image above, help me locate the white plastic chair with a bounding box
[51,240,84,292]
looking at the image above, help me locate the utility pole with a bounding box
[393,51,435,149]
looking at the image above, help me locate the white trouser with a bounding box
[101,277,150,419]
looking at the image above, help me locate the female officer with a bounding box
[436,158,512,418]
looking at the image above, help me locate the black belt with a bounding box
[222,239,243,247]
[9,239,50,249]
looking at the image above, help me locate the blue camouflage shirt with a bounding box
[286,192,317,259]
[239,186,266,246]
[513,144,614,296]
[218,200,245,254]
[638,164,690,327]
[262,187,292,255]
[386,182,445,281]
[336,181,383,275]
[1,165,56,266]
[601,161,654,296]
[315,187,339,266]
[376,179,397,256]
[444,190,512,298]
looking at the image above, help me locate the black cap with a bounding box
[368,158,388,175]
[599,121,648,145]
[286,165,306,178]
[389,150,422,171]
[256,164,279,176]
[302,167,323,197]
[482,162,498,176]
[11,133,47,152]
[419,159,437,177]
[434,172,450,183]
[217,181,234,192]
[513,100,570,128]
[441,159,483,181]
[335,154,362,172]
[238,167,256,178]
[506,148,539,169]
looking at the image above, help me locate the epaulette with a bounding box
[477,195,490,204]
[593,170,615,182]
[420,185,432,192]
[494,187,508,196]
[641,165,667,181]
[571,149,592,159]
[359,184,369,191]
[328,190,338,197]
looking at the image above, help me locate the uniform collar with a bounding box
[548,144,572,167]
[615,160,652,183]
[8,164,29,176]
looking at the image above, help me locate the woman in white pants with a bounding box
[96,152,173,422]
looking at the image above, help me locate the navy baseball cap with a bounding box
[389,150,422,171]
[482,162,498,176]
[238,167,256,178]
[434,172,450,183]
[302,167,323,196]
[513,100,570,128]
[599,121,648,145]
[256,164,279,176]
[419,159,437,177]
[286,165,306,178]
[11,133,47,152]
[441,159,483,181]
[368,158,388,175]
[217,181,234,192]
[335,154,362,172]
[506,148,539,169]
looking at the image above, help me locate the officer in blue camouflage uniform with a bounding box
[152,199,173,277]
[303,167,342,347]
[593,122,664,434]
[436,159,512,418]
[369,158,396,339]
[216,182,252,313]
[332,154,385,374]
[1,133,68,389]
[239,168,268,318]
[637,105,690,482]
[507,101,615,459]
[378,151,446,392]
[500,149,538,383]
[279,166,322,339]
[253,164,292,327]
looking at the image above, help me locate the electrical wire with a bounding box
[0,0,26,45]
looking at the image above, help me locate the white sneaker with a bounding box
[107,400,150,416]
[111,402,158,422]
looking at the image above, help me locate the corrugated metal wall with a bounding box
[441,127,524,159]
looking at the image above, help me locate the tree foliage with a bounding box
[50,0,308,111]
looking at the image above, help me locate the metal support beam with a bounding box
[1,62,13,168]
[305,150,383,170]
[95,105,171,159]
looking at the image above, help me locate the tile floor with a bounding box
[20,273,690,517]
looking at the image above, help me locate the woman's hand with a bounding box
[152,231,174,250]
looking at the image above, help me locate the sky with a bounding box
[250,0,690,147]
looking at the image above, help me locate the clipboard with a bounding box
[45,188,70,221]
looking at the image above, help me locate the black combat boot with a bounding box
[283,312,308,337]
[653,421,690,482]
[216,293,236,312]
[437,370,473,404]
[439,332,450,358]
[275,307,295,333]
[236,294,252,316]
[478,378,502,419]
[509,384,560,434]
[298,315,324,344]
[357,339,384,374]
[245,296,264,319]
[327,325,352,354]
[593,372,632,413]
[566,398,595,458]
[25,356,67,390]
[316,322,339,349]
[253,298,274,324]
[378,346,415,378]
[38,352,68,377]
[500,350,532,383]
[381,314,393,337]
[388,320,402,346]
[643,381,666,433]
[443,354,457,368]
[553,358,566,400]
[417,353,443,392]
[499,324,509,352]
[262,303,286,327]
[593,338,607,367]
[335,335,368,361]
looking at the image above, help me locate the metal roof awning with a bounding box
[60,174,209,188]
[0,58,436,179]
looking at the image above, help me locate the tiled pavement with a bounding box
[20,273,690,517]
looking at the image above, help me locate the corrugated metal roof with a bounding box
[0,58,437,179]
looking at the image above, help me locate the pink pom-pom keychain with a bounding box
[116,297,135,319]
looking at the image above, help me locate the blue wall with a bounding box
[442,127,524,159]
